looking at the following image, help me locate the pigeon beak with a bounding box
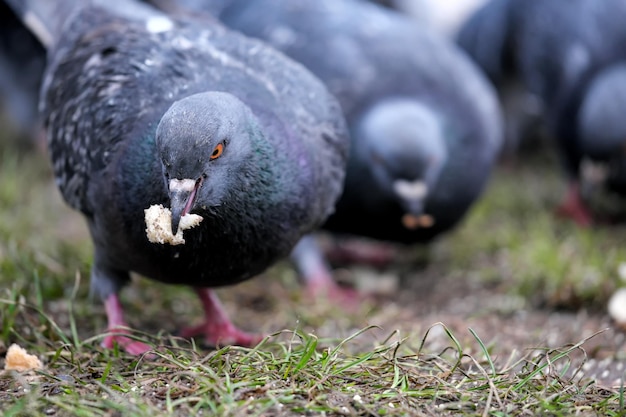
[169,178,201,234]
[393,179,428,204]
[393,179,435,229]
[403,198,424,217]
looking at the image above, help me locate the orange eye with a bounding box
[210,143,224,160]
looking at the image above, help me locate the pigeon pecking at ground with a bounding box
[6,0,349,355]
[458,0,626,227]
[158,0,503,298]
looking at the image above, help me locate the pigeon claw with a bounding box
[182,288,264,347]
[102,294,154,356]
[555,182,594,227]
[179,322,263,347]
[102,330,154,356]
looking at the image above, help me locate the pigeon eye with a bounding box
[210,143,224,160]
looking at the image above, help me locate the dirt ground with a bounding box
[202,233,626,392]
[395,261,626,387]
[45,186,626,393]
[3,139,625,402]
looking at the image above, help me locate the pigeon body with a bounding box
[456,0,516,86]
[370,0,488,38]
[168,0,503,295]
[211,0,502,244]
[0,2,45,145]
[458,0,626,225]
[9,0,349,352]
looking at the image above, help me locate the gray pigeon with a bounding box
[163,0,503,297]
[7,0,349,354]
[458,0,626,226]
[0,2,45,146]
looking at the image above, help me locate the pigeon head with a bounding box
[354,98,448,228]
[156,91,260,233]
[578,64,626,159]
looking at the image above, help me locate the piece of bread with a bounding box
[608,288,626,330]
[144,204,203,245]
[4,344,43,371]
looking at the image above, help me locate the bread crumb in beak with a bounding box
[145,204,203,245]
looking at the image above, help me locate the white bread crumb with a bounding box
[608,288,626,329]
[4,344,43,371]
[144,204,203,245]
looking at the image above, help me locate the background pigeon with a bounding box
[458,0,626,226]
[369,0,488,38]
[0,2,45,147]
[7,0,349,354]
[164,0,503,296]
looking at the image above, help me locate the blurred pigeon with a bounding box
[456,0,515,85]
[458,0,626,226]
[7,0,349,354]
[167,0,503,296]
[370,0,488,38]
[455,0,547,160]
[367,0,432,29]
[0,2,45,146]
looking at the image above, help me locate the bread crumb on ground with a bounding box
[4,344,43,371]
[608,288,626,330]
[145,204,203,245]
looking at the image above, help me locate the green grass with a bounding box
[445,157,626,310]
[1,142,626,416]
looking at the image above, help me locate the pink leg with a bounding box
[555,181,593,227]
[101,294,153,355]
[327,239,397,268]
[304,261,360,304]
[179,288,262,347]
[291,236,360,305]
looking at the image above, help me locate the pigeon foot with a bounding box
[179,321,262,347]
[305,278,361,308]
[102,330,153,356]
[181,288,262,347]
[102,294,153,355]
[328,239,397,267]
[556,182,593,227]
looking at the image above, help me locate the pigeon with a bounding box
[455,0,515,86]
[367,0,432,30]
[163,0,503,296]
[370,0,489,38]
[455,0,546,160]
[0,2,45,146]
[7,0,349,354]
[458,0,626,226]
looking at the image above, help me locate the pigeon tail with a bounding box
[6,0,173,49]
[3,0,82,48]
